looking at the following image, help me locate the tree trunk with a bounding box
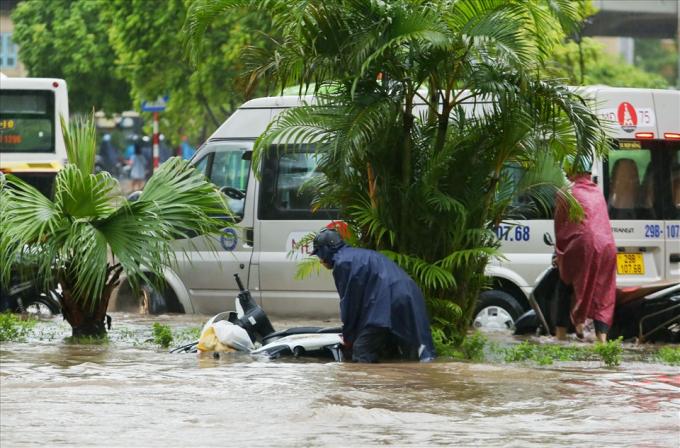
[60,289,109,338]
[59,265,122,338]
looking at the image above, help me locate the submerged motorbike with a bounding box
[514,234,680,342]
[172,274,344,360]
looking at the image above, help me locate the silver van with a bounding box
[113,88,680,328]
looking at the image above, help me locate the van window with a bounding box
[259,147,339,220]
[604,140,678,220]
[193,154,209,176]
[194,142,251,220]
[502,164,556,220]
[668,144,680,219]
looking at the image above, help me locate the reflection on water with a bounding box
[1,313,678,447]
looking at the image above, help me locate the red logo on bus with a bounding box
[617,102,637,133]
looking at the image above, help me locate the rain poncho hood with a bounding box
[314,240,345,267]
[328,245,436,361]
[555,175,616,327]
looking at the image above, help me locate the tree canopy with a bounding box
[11,0,273,143]
[546,38,670,89]
[11,0,132,112]
[11,0,673,146]
[106,0,273,142]
[186,0,608,345]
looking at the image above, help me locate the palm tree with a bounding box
[0,116,228,338]
[185,0,607,344]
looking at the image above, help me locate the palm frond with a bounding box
[61,113,97,175]
[183,0,250,61]
[294,257,324,280]
[54,166,119,219]
[346,196,396,248]
[381,250,457,290]
[61,221,109,309]
[0,174,63,288]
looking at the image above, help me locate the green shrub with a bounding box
[503,342,536,363]
[431,329,490,361]
[431,327,459,358]
[460,332,487,361]
[152,322,173,348]
[0,312,36,342]
[657,346,680,366]
[593,337,623,367]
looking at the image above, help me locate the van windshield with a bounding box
[192,141,252,221]
[604,139,679,220]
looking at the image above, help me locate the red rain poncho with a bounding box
[554,175,617,327]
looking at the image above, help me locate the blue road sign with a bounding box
[141,96,169,112]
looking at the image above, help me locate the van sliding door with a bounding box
[254,146,340,317]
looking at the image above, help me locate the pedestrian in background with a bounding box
[129,143,147,191]
[180,135,195,160]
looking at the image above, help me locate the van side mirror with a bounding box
[127,191,142,202]
[543,233,554,246]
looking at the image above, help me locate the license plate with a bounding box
[616,253,645,275]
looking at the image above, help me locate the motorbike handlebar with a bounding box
[233,273,246,292]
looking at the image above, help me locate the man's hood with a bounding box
[315,242,345,267]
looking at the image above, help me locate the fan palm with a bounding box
[0,116,228,337]
[185,0,607,344]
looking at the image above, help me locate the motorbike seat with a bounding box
[262,326,342,345]
[616,281,678,306]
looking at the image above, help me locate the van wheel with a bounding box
[140,283,180,315]
[473,290,524,332]
[113,278,183,315]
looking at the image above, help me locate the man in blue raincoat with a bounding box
[311,228,435,363]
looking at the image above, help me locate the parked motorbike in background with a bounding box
[514,233,680,342]
[0,265,61,318]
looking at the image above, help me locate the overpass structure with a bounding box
[584,0,678,39]
[583,0,679,87]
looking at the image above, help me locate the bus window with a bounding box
[10,172,56,199]
[0,90,55,153]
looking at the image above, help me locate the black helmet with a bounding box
[311,228,344,255]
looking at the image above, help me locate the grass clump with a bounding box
[174,326,201,344]
[460,331,487,361]
[656,346,680,366]
[593,337,623,367]
[64,335,110,345]
[152,322,173,348]
[0,312,37,342]
[432,329,489,361]
[503,341,594,366]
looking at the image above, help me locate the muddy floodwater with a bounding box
[1,313,679,447]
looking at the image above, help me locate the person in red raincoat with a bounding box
[554,173,617,342]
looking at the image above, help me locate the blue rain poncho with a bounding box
[316,244,436,362]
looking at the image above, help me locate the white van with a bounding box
[476,87,680,330]
[113,87,680,325]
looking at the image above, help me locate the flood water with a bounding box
[1,313,679,447]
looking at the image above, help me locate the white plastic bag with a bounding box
[212,320,254,352]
